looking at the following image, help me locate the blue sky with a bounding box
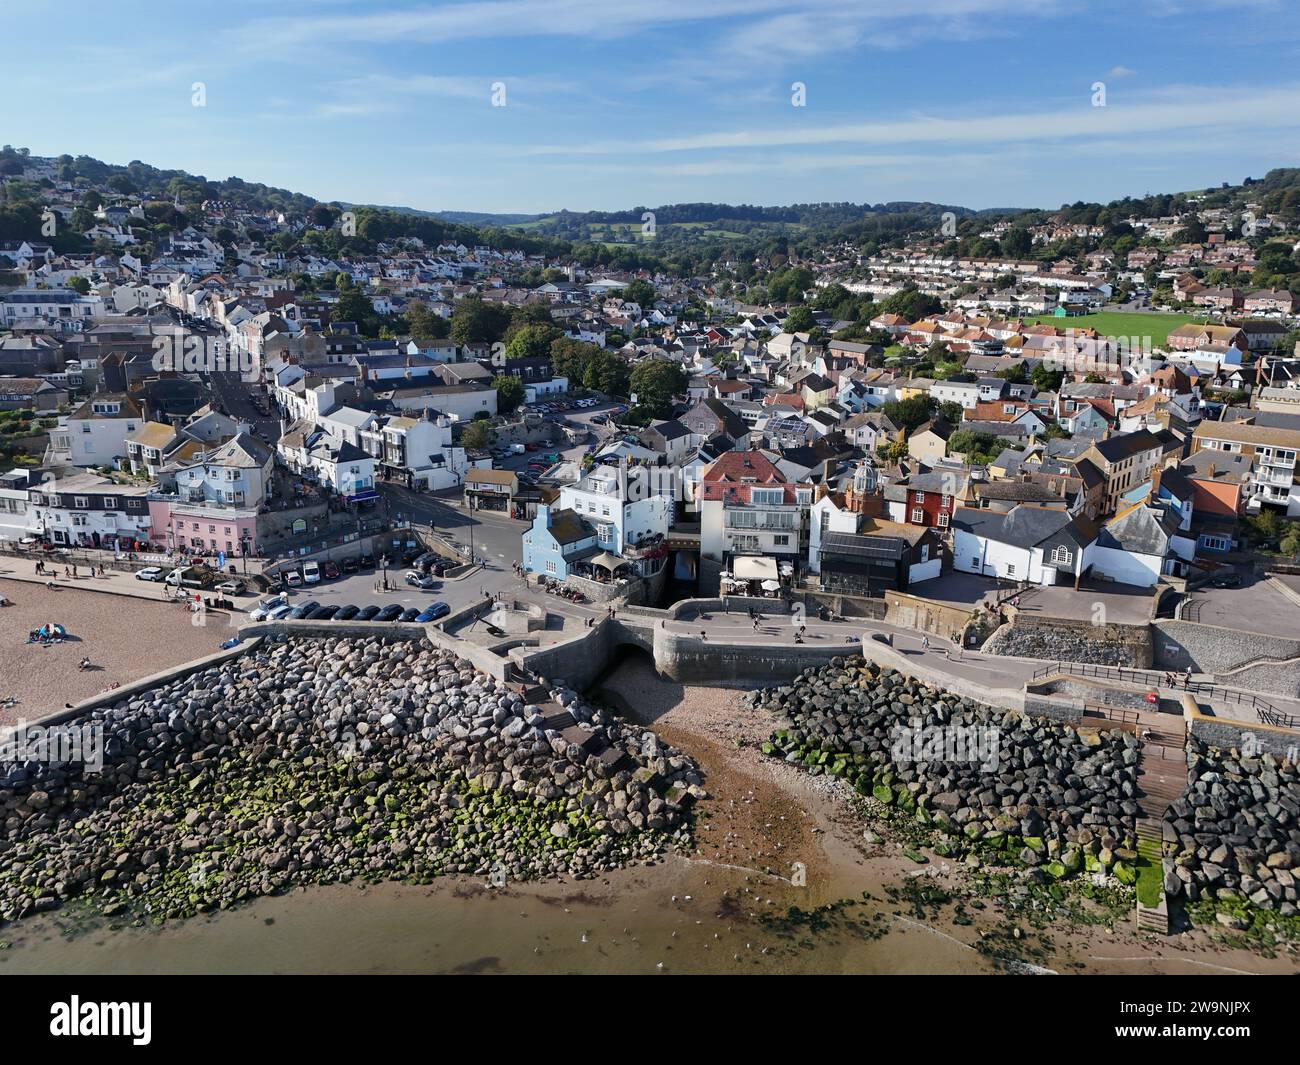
[9,0,1300,215]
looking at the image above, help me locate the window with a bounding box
[971,556,979,568]
[73,496,88,508]
[936,512,950,528]
[773,534,789,546]
[914,491,925,503]
[1006,563,1016,576]
[911,508,924,523]
[102,497,116,510]
[545,560,557,574]
[1051,544,1072,566]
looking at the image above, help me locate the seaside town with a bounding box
[2,135,1300,985]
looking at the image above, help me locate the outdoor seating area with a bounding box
[722,554,792,598]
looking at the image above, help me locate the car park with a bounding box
[286,600,320,619]
[307,605,339,620]
[416,602,451,622]
[135,566,165,582]
[302,561,321,584]
[333,604,360,620]
[373,604,403,622]
[249,594,288,620]
[354,605,381,621]
[321,561,341,580]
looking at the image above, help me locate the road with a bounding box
[202,370,281,443]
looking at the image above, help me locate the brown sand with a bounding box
[0,578,230,724]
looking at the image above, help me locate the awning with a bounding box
[590,551,628,571]
[732,555,778,581]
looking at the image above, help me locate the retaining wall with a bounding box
[1186,707,1300,760]
[1152,619,1300,687]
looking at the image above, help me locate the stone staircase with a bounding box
[518,681,626,773]
[1133,716,1187,935]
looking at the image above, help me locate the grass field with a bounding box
[1028,311,1206,347]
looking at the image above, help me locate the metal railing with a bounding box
[1031,660,1297,730]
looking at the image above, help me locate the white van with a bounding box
[302,561,321,584]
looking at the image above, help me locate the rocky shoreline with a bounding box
[0,635,702,923]
[757,657,1143,883]
[1164,736,1299,917]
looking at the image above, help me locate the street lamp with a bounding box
[380,553,390,591]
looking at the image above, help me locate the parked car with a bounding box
[284,569,304,587]
[413,551,438,571]
[286,599,320,620]
[307,605,339,620]
[134,566,165,582]
[333,604,360,620]
[416,602,451,622]
[1208,572,1242,588]
[374,604,404,622]
[357,555,375,570]
[401,547,423,565]
[354,605,381,621]
[321,561,341,580]
[266,603,295,621]
[215,579,248,597]
[405,570,435,589]
[341,557,359,574]
[249,594,288,621]
[302,561,321,584]
[398,607,422,622]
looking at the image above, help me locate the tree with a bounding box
[333,289,376,331]
[549,337,601,382]
[783,305,814,333]
[492,374,525,414]
[623,278,654,308]
[1000,227,1032,258]
[629,358,686,417]
[882,395,934,432]
[504,323,560,362]
[66,275,90,295]
[450,296,511,345]
[583,350,631,396]
[406,300,449,344]
[461,421,492,450]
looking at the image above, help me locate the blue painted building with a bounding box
[522,504,599,578]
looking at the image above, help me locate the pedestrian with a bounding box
[921,635,930,652]
[700,630,707,641]
[1184,665,1193,688]
[71,564,77,578]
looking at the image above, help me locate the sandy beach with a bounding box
[0,578,231,724]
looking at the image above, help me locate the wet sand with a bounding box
[2,655,1296,974]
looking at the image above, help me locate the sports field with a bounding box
[1027,311,1205,346]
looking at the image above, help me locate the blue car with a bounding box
[415,602,451,623]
